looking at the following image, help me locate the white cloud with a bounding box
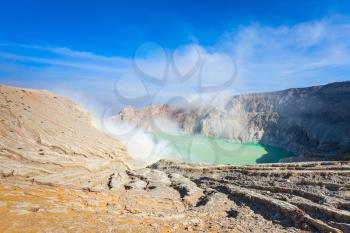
[226,15,350,91]
[1,14,350,114]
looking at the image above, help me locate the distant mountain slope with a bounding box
[0,85,130,189]
[116,81,350,161]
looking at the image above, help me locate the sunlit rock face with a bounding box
[0,84,131,189]
[117,81,350,160]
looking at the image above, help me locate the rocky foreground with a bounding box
[1,84,350,232]
[2,159,350,232]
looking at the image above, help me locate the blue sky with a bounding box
[1,0,349,56]
[1,0,350,115]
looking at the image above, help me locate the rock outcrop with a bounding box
[116,81,350,161]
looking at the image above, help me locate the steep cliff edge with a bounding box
[116,81,350,161]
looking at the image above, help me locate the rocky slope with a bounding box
[116,81,350,161]
[0,85,134,189]
[1,84,350,232]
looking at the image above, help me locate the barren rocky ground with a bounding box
[1,84,350,232]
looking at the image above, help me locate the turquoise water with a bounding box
[152,132,295,165]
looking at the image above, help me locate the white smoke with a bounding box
[102,117,182,165]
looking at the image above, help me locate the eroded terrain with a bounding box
[2,160,350,232]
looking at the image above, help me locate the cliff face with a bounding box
[116,81,350,160]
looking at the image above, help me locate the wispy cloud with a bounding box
[1,14,350,114]
[224,15,350,91]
